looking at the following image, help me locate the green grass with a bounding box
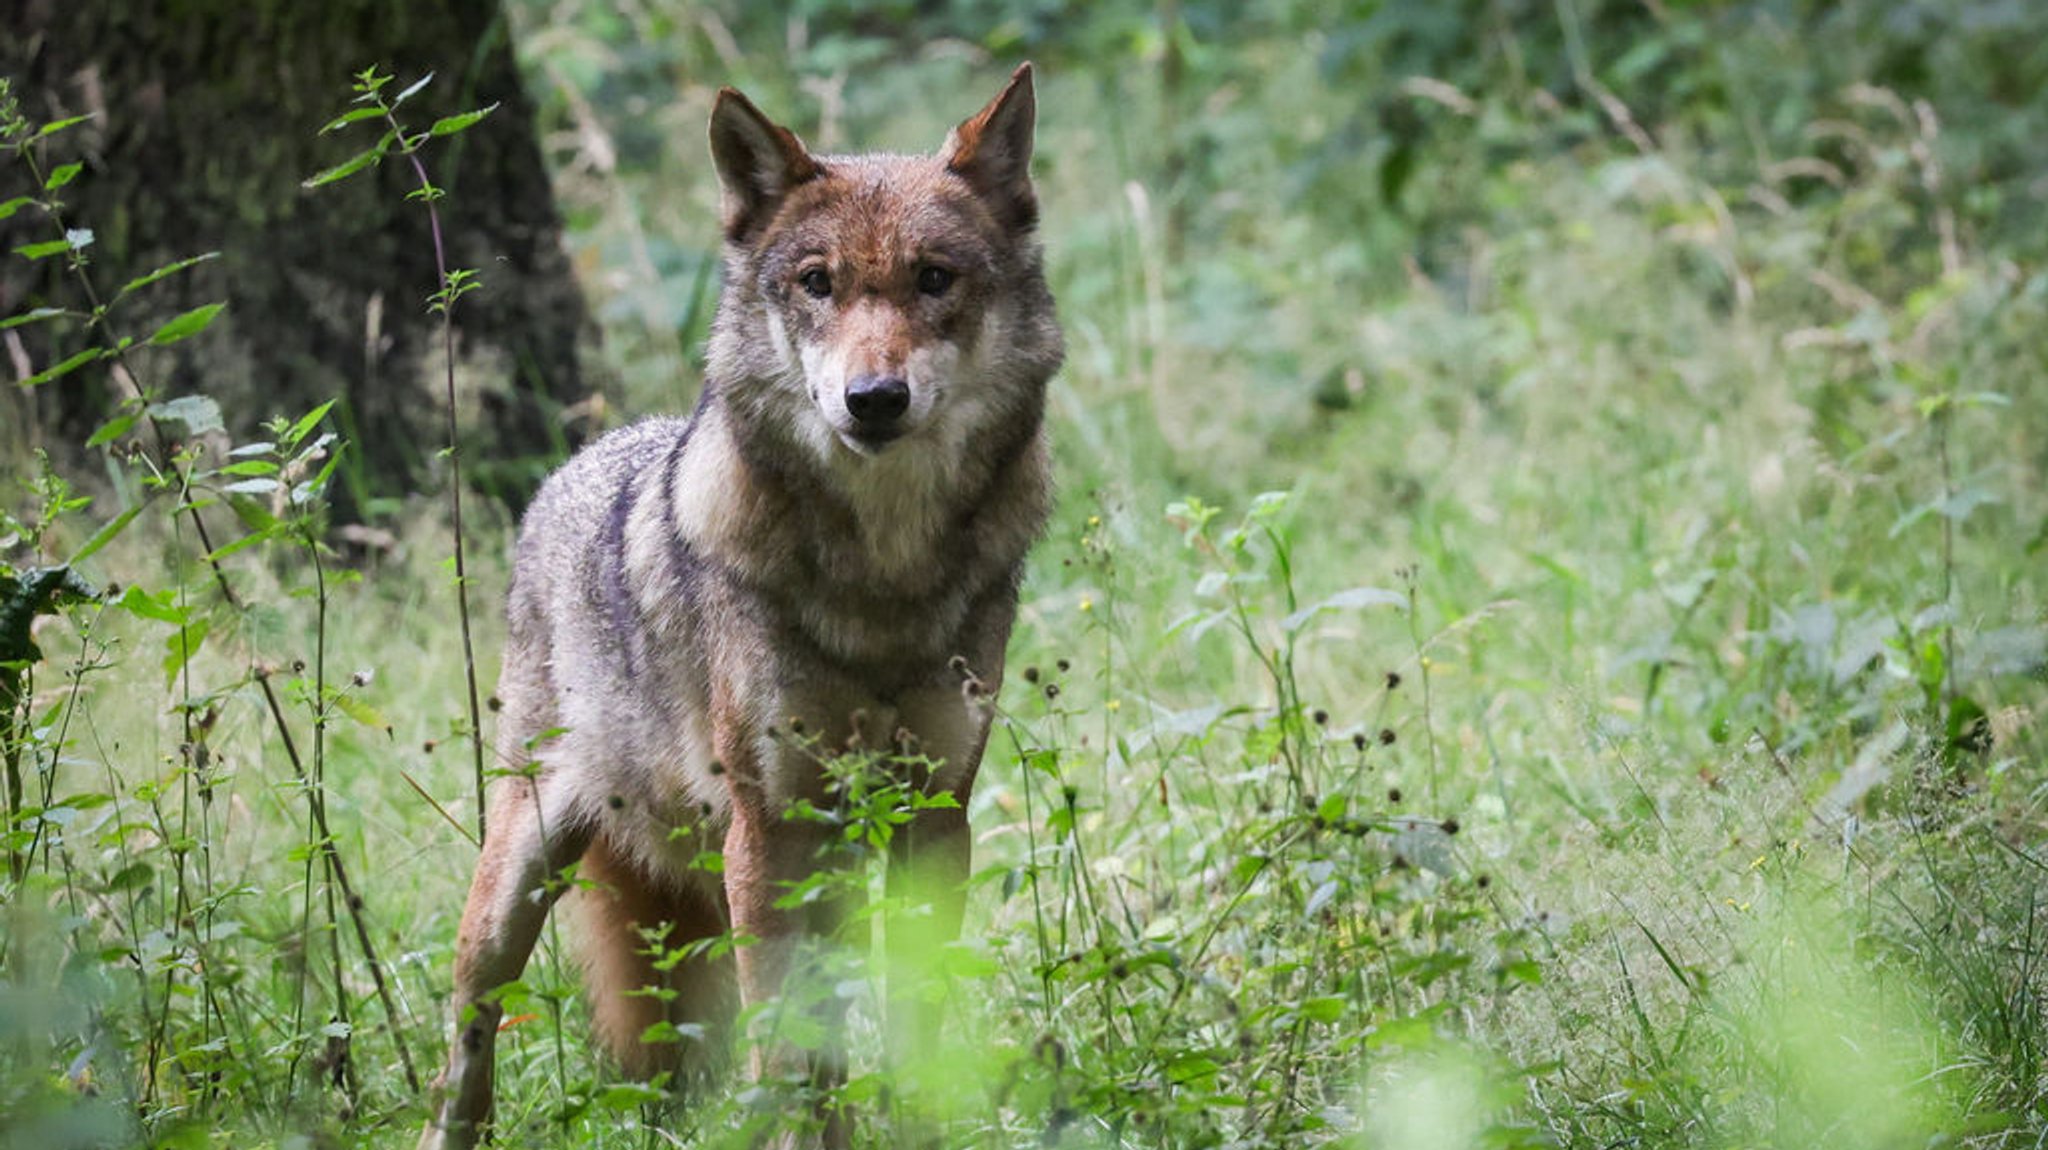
[4,4,2047,1148]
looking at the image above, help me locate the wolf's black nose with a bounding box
[846,375,910,427]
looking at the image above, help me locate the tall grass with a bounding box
[4,5,2046,1148]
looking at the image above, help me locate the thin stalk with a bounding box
[378,112,489,844]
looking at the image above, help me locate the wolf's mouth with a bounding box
[840,427,905,456]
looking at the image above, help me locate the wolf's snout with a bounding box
[845,374,910,431]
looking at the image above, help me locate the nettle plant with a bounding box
[939,491,1549,1147]
[0,66,493,1140]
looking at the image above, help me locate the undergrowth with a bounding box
[4,6,2046,1149]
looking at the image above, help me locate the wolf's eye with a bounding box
[916,265,956,297]
[798,268,833,298]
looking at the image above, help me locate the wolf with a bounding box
[416,64,1060,1150]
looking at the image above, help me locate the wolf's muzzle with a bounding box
[845,374,910,444]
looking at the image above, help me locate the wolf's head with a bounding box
[703,66,1062,470]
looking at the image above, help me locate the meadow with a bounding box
[3,3,2045,1147]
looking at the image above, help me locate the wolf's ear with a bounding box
[709,88,820,243]
[942,63,1039,232]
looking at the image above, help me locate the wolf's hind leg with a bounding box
[419,773,593,1150]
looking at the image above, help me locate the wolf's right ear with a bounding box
[709,88,820,243]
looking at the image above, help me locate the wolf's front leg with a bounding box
[885,679,995,1065]
[716,701,862,1150]
[419,772,592,1150]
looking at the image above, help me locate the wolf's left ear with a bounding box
[942,63,1039,232]
[710,87,821,243]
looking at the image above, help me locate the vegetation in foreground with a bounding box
[4,3,2045,1147]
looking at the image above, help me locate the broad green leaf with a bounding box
[116,585,187,625]
[217,459,279,477]
[221,477,281,496]
[147,395,224,437]
[0,195,35,221]
[43,162,83,190]
[146,302,226,346]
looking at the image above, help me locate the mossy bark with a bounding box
[1,0,594,513]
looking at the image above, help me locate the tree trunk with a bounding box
[1,0,595,514]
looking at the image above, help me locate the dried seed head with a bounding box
[1352,732,1369,751]
[1312,708,1329,726]
[1378,728,1397,746]
[1385,671,1402,690]
[1476,874,1491,889]
[1387,786,1403,803]
[1056,658,1072,673]
[1023,665,1041,684]
[948,654,970,674]
[1440,817,1460,835]
[1043,683,1061,700]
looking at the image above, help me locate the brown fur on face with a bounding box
[419,66,1061,1150]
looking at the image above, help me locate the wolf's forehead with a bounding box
[772,159,996,263]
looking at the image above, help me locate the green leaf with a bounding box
[36,114,95,138]
[20,346,103,387]
[102,861,154,894]
[146,302,226,346]
[117,252,221,300]
[283,400,337,449]
[14,238,73,260]
[303,145,385,189]
[0,195,36,221]
[0,307,72,331]
[1366,1008,1443,1050]
[43,162,83,190]
[428,105,497,137]
[162,617,212,690]
[84,413,138,448]
[147,395,225,437]
[393,72,436,107]
[319,105,386,134]
[221,477,281,496]
[1299,995,1348,1024]
[216,459,279,477]
[67,504,142,566]
[1282,586,1409,633]
[333,694,387,730]
[116,585,187,625]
